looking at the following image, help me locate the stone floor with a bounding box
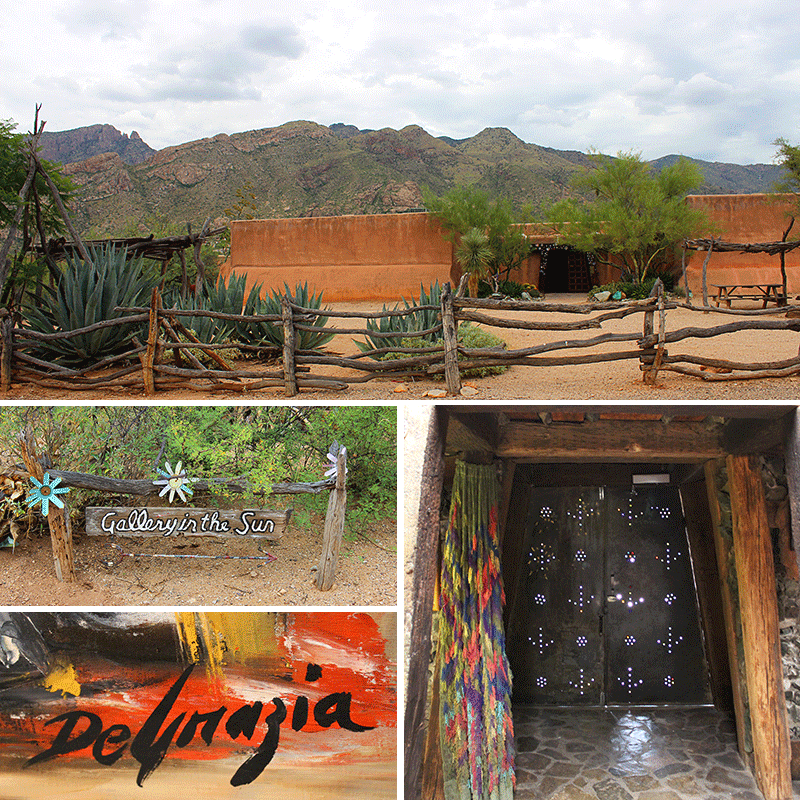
[513,705,766,799]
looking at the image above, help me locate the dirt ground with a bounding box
[0,512,396,607]
[5,293,800,401]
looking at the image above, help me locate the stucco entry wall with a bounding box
[223,213,454,302]
[685,194,800,295]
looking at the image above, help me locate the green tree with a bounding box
[547,151,707,284]
[423,184,532,293]
[0,118,76,240]
[0,406,396,525]
[774,138,800,198]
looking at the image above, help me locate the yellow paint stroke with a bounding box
[41,654,81,697]
[174,612,279,683]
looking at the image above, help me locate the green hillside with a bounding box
[52,121,786,237]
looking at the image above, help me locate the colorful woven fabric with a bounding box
[439,461,514,800]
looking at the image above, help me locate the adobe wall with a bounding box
[222,213,455,302]
[685,194,800,296]
[222,197,800,303]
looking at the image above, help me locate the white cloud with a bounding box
[2,0,799,162]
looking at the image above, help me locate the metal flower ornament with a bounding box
[153,460,195,503]
[27,473,70,517]
[324,443,348,479]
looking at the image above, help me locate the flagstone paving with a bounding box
[512,706,769,799]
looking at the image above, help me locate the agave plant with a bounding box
[239,282,333,352]
[356,281,444,357]
[165,273,252,345]
[23,244,157,365]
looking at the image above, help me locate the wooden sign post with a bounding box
[85,507,291,541]
[19,430,75,582]
[316,448,347,591]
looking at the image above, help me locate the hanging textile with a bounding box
[439,461,514,800]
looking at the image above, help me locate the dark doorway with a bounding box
[506,483,708,706]
[539,247,592,293]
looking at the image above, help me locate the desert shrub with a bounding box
[23,244,157,365]
[589,271,680,301]
[477,278,534,298]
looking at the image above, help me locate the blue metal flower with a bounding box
[153,460,195,503]
[27,472,69,517]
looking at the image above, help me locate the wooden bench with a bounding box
[711,283,787,308]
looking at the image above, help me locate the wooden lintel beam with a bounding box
[496,419,726,461]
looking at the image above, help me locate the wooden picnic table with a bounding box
[711,283,786,308]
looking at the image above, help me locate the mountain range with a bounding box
[38,122,786,237]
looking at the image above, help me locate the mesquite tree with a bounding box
[547,151,707,284]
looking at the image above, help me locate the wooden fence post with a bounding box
[640,280,659,382]
[142,287,160,396]
[642,278,667,384]
[18,429,75,582]
[281,294,298,396]
[316,447,346,591]
[440,282,461,395]
[1,312,12,391]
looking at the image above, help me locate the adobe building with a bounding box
[222,194,800,302]
[405,405,800,800]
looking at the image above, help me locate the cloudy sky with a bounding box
[3,0,798,164]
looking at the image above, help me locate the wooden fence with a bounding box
[4,282,800,396]
[14,435,348,590]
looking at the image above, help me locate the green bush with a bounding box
[477,278,532,298]
[589,271,679,301]
[23,244,157,366]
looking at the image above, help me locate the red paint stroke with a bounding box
[0,613,396,773]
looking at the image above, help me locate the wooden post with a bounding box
[701,240,714,308]
[704,459,749,759]
[1,312,12,391]
[681,242,692,305]
[783,408,800,563]
[18,429,75,582]
[405,409,446,800]
[316,447,346,591]
[440,282,461,395]
[142,287,160,397]
[728,454,792,800]
[640,280,658,382]
[281,294,297,396]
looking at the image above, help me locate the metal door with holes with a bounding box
[604,486,706,704]
[507,484,707,705]
[506,487,605,704]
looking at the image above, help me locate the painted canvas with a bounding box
[0,611,396,799]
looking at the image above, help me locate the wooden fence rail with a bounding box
[4,282,800,395]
